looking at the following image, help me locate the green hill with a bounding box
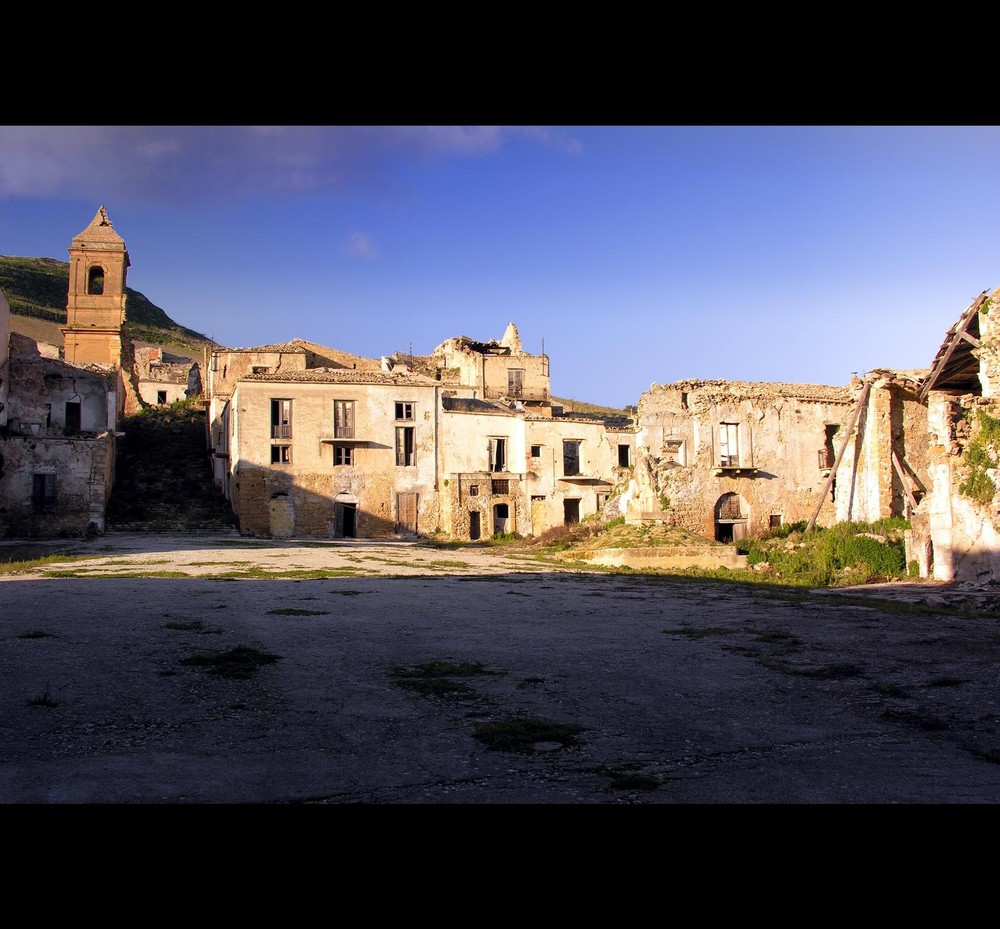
[0,255,214,360]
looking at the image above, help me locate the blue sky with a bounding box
[1,125,997,408]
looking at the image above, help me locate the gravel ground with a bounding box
[2,532,1000,804]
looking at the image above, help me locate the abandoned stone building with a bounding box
[206,322,635,539]
[4,207,999,586]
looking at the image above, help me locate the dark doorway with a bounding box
[469,511,481,541]
[563,499,580,525]
[65,401,81,435]
[493,503,509,535]
[335,503,357,538]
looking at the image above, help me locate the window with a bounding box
[32,473,56,513]
[530,445,542,458]
[65,401,81,435]
[618,444,631,467]
[271,399,292,439]
[157,390,167,405]
[396,426,415,466]
[469,484,479,496]
[87,266,104,295]
[492,479,510,495]
[252,366,270,374]
[395,401,414,421]
[719,423,740,468]
[597,492,610,511]
[271,445,291,464]
[820,424,839,469]
[770,514,783,529]
[563,440,581,476]
[508,368,524,397]
[334,445,353,466]
[489,437,507,472]
[334,400,355,438]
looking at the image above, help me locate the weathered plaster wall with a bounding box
[0,434,114,536]
[637,381,855,539]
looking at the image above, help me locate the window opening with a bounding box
[563,440,581,476]
[65,401,81,435]
[618,444,631,467]
[395,401,415,420]
[157,390,167,405]
[507,368,524,397]
[820,424,839,469]
[563,499,581,525]
[87,266,104,295]
[334,400,355,438]
[32,473,56,513]
[396,426,415,466]
[271,399,292,438]
[271,445,291,464]
[719,423,740,468]
[334,445,353,466]
[530,445,542,458]
[489,437,507,472]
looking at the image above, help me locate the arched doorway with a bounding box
[714,492,749,542]
[334,492,359,538]
[493,503,509,535]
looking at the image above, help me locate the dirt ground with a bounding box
[2,532,1000,804]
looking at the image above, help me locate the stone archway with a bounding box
[715,492,749,542]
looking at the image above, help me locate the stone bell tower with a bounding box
[62,205,131,366]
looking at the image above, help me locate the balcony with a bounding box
[483,386,550,401]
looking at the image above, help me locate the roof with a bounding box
[646,379,854,404]
[215,337,381,371]
[441,397,513,415]
[917,290,989,401]
[240,369,441,387]
[72,205,129,258]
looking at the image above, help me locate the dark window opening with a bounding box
[334,445,353,466]
[489,437,507,472]
[770,514,782,529]
[395,401,414,420]
[157,390,167,405]
[271,399,292,438]
[251,366,269,374]
[493,503,510,535]
[334,400,355,438]
[530,445,542,458]
[65,401,81,435]
[32,473,56,513]
[396,426,415,466]
[563,440,581,476]
[469,484,479,496]
[563,498,580,525]
[820,424,839,469]
[618,444,631,467]
[492,479,510,495]
[271,445,291,464]
[87,266,104,295]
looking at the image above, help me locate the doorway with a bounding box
[714,492,748,542]
[334,491,359,538]
[563,498,580,525]
[469,511,481,541]
[493,503,509,535]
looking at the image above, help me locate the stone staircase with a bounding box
[105,403,237,534]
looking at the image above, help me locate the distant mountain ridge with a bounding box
[0,255,213,360]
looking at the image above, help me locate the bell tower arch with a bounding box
[62,205,132,366]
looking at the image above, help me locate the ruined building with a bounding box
[0,207,135,536]
[4,208,999,585]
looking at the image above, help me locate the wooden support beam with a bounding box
[958,330,980,348]
[806,380,871,533]
[891,449,919,513]
[919,291,989,401]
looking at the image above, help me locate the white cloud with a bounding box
[0,125,582,206]
[345,231,379,260]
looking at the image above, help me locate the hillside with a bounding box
[0,255,214,361]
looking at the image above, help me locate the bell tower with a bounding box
[63,205,131,366]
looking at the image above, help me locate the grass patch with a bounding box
[390,660,501,700]
[664,626,733,639]
[1,554,93,575]
[17,630,51,639]
[473,717,585,754]
[42,569,192,578]
[426,560,470,568]
[213,567,364,579]
[267,608,329,616]
[180,646,282,679]
[882,708,947,731]
[759,659,864,679]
